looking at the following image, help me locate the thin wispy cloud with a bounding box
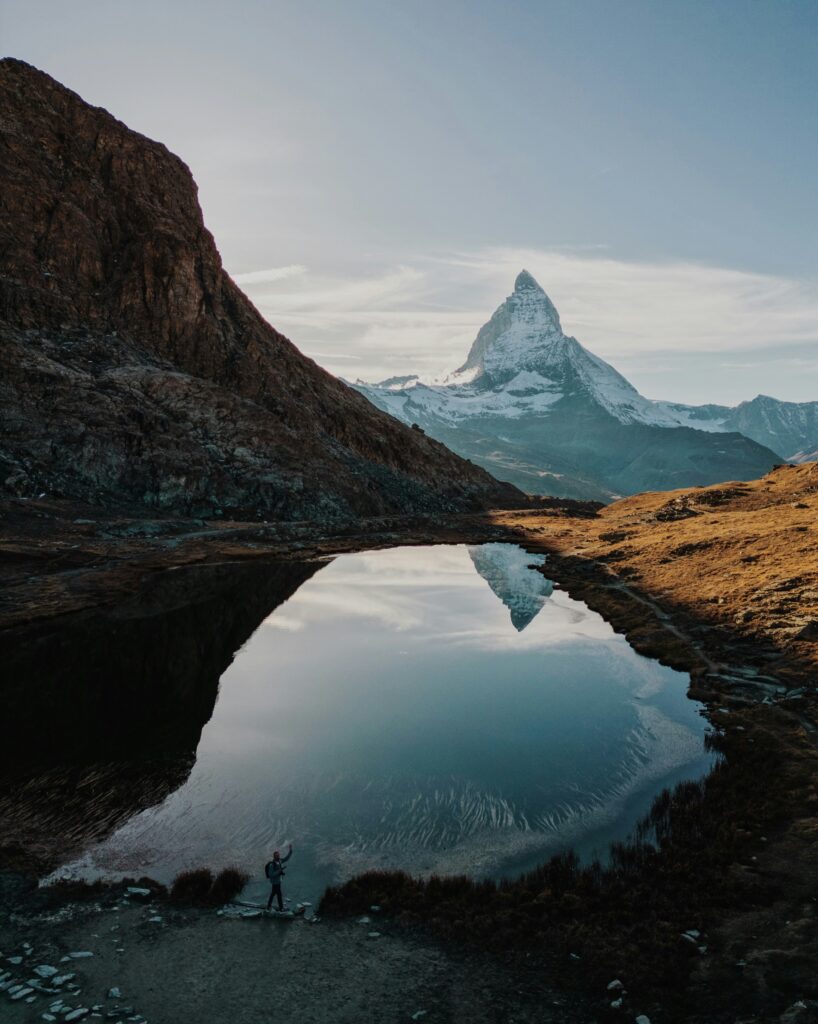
[232,249,818,403]
[233,264,307,285]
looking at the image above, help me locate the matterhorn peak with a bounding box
[455,270,564,379]
[514,268,542,291]
[510,269,561,331]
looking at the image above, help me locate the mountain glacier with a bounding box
[353,271,787,501]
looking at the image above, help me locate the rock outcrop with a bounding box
[0,59,522,519]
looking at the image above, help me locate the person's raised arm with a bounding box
[282,843,293,863]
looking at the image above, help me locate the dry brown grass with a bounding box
[492,462,818,682]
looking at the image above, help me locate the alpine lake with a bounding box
[11,544,716,909]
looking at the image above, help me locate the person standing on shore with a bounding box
[265,844,293,912]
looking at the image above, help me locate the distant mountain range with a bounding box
[354,271,813,501]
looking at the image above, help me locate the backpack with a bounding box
[265,859,284,881]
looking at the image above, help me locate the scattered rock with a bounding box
[107,988,122,1000]
[607,979,624,991]
[125,888,152,900]
[35,965,59,978]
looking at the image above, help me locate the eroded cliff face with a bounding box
[0,58,522,519]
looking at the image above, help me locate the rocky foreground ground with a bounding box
[0,877,589,1024]
[2,464,818,1022]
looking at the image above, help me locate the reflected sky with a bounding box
[53,544,713,904]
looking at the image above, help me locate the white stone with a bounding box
[635,1016,651,1024]
[410,1013,428,1021]
[357,916,371,925]
[107,988,122,999]
[607,979,624,991]
[65,1009,90,1022]
[67,952,94,959]
[7,956,23,965]
[35,965,59,978]
[367,932,381,938]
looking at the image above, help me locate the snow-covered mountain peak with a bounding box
[454,269,564,383]
[353,271,753,433]
[514,268,551,297]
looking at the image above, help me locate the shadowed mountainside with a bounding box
[0,58,521,520]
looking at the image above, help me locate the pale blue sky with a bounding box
[3,0,817,403]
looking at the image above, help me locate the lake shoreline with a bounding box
[3,468,818,1021]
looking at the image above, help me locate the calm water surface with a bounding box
[55,544,714,905]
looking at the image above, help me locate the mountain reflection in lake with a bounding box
[53,544,714,904]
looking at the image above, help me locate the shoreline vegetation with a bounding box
[3,464,818,1020]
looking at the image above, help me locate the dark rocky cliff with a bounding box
[0,59,522,519]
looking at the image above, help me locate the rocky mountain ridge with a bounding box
[0,59,522,520]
